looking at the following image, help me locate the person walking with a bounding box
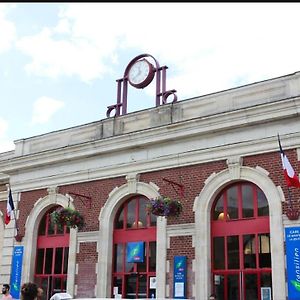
[20,282,38,300]
[2,284,12,300]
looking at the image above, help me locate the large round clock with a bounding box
[128,59,155,89]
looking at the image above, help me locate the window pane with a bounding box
[227,235,239,269]
[213,237,225,270]
[149,242,156,272]
[125,244,134,273]
[242,185,254,218]
[138,274,147,298]
[243,234,256,268]
[261,272,272,287]
[53,277,62,294]
[244,273,258,300]
[227,186,238,219]
[115,209,124,229]
[259,234,271,268]
[114,244,124,273]
[150,211,156,226]
[45,248,53,274]
[139,198,147,228]
[113,276,123,297]
[257,189,269,216]
[38,216,46,236]
[137,243,146,272]
[36,249,45,274]
[213,195,224,221]
[54,248,63,274]
[227,274,239,300]
[63,247,69,274]
[48,216,55,235]
[127,200,135,229]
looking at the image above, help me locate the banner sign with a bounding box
[10,246,24,299]
[173,255,187,299]
[285,227,300,300]
[127,242,144,263]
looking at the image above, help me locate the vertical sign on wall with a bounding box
[285,227,300,300]
[10,246,24,300]
[173,256,187,299]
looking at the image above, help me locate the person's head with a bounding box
[2,284,10,295]
[37,287,43,299]
[21,282,38,300]
[209,294,217,300]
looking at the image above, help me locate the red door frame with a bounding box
[34,207,70,300]
[112,195,157,298]
[211,182,271,300]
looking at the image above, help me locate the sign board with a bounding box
[173,256,187,299]
[127,241,144,263]
[285,227,300,300]
[261,287,272,300]
[150,277,157,289]
[10,246,24,299]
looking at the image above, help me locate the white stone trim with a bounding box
[22,189,77,297]
[193,165,285,299]
[97,178,166,298]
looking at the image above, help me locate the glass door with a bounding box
[211,182,272,300]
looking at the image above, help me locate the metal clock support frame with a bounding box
[106,53,177,118]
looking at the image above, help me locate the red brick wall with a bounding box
[58,176,126,231]
[2,148,299,296]
[140,160,227,225]
[75,242,98,298]
[167,236,195,299]
[18,189,48,236]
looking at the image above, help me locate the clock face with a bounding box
[128,59,154,88]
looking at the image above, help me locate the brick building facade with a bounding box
[0,70,300,299]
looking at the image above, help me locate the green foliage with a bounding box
[50,207,85,230]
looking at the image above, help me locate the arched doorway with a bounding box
[112,195,157,299]
[34,206,70,300]
[211,182,272,300]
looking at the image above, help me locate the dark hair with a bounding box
[3,284,10,291]
[21,282,38,300]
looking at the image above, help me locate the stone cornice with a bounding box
[1,96,299,176]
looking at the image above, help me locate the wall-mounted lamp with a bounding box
[132,220,143,228]
[218,212,230,221]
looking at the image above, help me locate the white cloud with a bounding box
[0,4,16,53]
[15,3,300,97]
[31,96,65,125]
[0,117,15,153]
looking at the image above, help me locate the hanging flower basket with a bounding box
[146,196,183,217]
[50,207,85,229]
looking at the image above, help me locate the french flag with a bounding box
[278,135,300,188]
[5,188,15,225]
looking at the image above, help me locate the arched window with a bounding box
[112,195,157,299]
[34,206,70,300]
[211,182,271,300]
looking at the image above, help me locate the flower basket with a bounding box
[50,207,85,229]
[146,196,183,217]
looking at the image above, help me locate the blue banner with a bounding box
[173,256,187,299]
[10,246,24,299]
[285,227,300,300]
[127,242,144,263]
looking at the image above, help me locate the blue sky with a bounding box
[1,3,300,153]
